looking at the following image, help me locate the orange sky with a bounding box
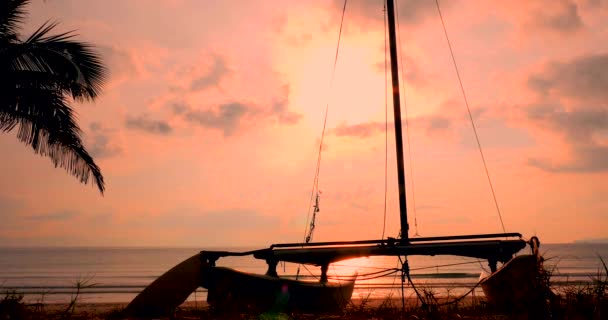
[1,0,607,246]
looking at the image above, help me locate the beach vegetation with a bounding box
[0,256,607,319]
[0,0,107,194]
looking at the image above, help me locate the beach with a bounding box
[1,244,606,318]
[0,297,519,319]
[7,292,608,320]
[1,243,607,304]
[3,0,607,318]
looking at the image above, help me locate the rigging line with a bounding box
[329,269,399,281]
[400,256,426,308]
[332,258,488,272]
[394,0,419,237]
[409,259,487,271]
[434,0,506,233]
[298,0,348,280]
[398,255,407,311]
[330,269,397,278]
[333,263,399,270]
[301,0,349,243]
[301,264,320,281]
[382,1,388,240]
[390,257,401,297]
[301,109,326,244]
[329,265,349,305]
[409,275,485,308]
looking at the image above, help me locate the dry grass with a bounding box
[1,257,607,319]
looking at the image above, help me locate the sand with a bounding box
[22,296,485,319]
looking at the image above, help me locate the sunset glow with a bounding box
[1,0,607,247]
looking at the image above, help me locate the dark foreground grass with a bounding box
[2,257,606,320]
[2,291,606,320]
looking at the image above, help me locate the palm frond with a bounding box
[26,21,106,100]
[0,87,105,194]
[0,0,29,41]
[0,0,107,195]
[2,20,106,101]
[25,19,64,43]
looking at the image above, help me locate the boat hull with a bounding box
[126,254,203,317]
[480,254,544,309]
[201,266,356,312]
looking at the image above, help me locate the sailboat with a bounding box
[126,0,540,316]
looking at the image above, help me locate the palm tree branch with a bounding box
[0,0,107,195]
[2,21,106,101]
[0,0,29,41]
[0,87,105,193]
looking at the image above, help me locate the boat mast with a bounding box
[386,0,409,241]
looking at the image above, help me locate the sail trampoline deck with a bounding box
[201,233,528,272]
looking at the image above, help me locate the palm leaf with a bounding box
[0,86,105,193]
[2,20,106,101]
[0,0,29,42]
[0,1,107,194]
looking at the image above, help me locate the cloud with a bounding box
[184,102,253,136]
[88,122,122,158]
[528,145,608,172]
[271,85,303,124]
[330,100,476,139]
[518,53,608,172]
[26,210,78,221]
[171,102,189,115]
[426,115,452,133]
[524,103,608,172]
[526,104,608,140]
[143,54,302,137]
[331,117,454,140]
[97,45,139,86]
[190,55,231,91]
[336,0,440,27]
[356,52,608,174]
[373,55,428,87]
[175,84,302,136]
[528,53,608,103]
[523,0,583,34]
[125,114,173,135]
[584,0,608,9]
[333,121,385,138]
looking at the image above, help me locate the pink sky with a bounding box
[1,0,607,246]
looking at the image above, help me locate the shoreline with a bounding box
[25,296,479,314]
[11,292,608,320]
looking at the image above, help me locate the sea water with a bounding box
[0,243,606,304]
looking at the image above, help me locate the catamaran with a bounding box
[127,0,541,316]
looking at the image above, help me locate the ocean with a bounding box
[0,243,606,304]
